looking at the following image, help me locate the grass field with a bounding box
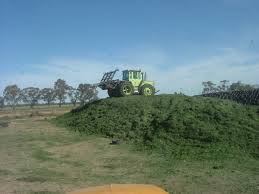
[0,104,258,194]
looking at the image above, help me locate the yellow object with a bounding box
[68,184,169,194]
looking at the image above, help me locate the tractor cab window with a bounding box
[129,72,133,79]
[137,72,141,79]
[133,71,137,79]
[123,71,129,80]
[133,71,140,79]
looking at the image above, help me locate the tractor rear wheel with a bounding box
[119,82,134,97]
[140,84,155,96]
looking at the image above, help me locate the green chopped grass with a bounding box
[55,94,259,160]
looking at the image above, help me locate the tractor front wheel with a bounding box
[140,84,155,96]
[119,82,134,97]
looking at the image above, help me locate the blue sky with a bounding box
[1,0,259,96]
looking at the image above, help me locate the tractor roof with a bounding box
[123,69,141,72]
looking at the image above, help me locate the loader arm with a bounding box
[97,69,120,90]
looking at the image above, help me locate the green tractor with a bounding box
[97,69,156,97]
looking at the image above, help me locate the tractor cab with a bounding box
[122,70,145,90]
[122,70,144,81]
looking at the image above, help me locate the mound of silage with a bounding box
[56,95,259,160]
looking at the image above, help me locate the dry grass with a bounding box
[0,105,73,119]
[0,110,258,194]
[0,117,170,193]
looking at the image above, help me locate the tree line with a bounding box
[0,79,98,110]
[202,80,259,94]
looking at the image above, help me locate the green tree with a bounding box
[202,82,209,94]
[3,85,21,110]
[68,86,79,106]
[41,88,56,106]
[229,81,255,91]
[78,84,98,105]
[202,81,217,94]
[54,79,69,107]
[0,96,4,110]
[218,80,229,92]
[21,87,41,108]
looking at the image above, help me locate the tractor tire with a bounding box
[140,84,155,96]
[107,88,118,97]
[108,89,114,97]
[118,82,134,97]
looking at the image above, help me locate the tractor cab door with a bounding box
[122,71,129,81]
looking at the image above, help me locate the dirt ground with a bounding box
[0,108,258,194]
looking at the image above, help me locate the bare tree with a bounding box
[54,79,69,107]
[68,86,79,106]
[3,85,21,110]
[21,87,41,108]
[0,97,4,110]
[78,84,98,105]
[40,88,56,106]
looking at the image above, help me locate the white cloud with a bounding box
[1,48,258,97]
[150,49,259,95]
